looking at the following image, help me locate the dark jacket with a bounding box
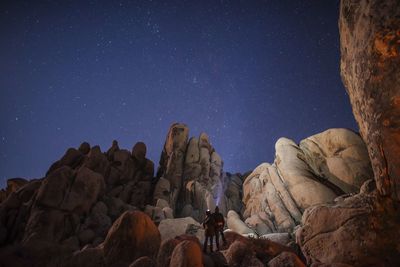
[213,212,225,231]
[203,214,215,236]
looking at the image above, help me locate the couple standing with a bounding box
[202,206,227,253]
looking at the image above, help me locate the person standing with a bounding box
[202,209,215,253]
[213,206,227,250]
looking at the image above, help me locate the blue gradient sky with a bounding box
[0,0,357,186]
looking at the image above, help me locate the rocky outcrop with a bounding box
[297,183,400,266]
[156,123,189,210]
[153,123,244,222]
[241,128,372,236]
[0,140,155,266]
[293,1,400,265]
[0,117,384,267]
[340,0,400,202]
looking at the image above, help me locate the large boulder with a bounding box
[103,211,161,266]
[157,238,181,267]
[60,167,105,214]
[36,166,105,214]
[242,129,373,236]
[339,0,400,201]
[296,187,400,266]
[169,240,203,267]
[224,240,264,267]
[299,128,373,194]
[36,166,74,209]
[226,210,255,235]
[242,163,299,233]
[158,217,204,243]
[275,138,338,210]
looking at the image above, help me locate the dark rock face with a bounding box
[0,140,155,266]
[339,0,400,201]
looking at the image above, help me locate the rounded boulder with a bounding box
[103,210,161,266]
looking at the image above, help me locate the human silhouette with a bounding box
[202,209,215,253]
[213,206,226,250]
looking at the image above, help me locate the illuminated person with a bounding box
[213,206,227,249]
[202,209,215,253]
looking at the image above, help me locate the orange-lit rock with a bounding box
[103,210,161,266]
[157,238,181,267]
[340,0,400,201]
[169,240,203,267]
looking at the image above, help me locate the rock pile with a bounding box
[239,128,372,237]
[0,139,154,260]
[0,123,251,266]
[151,123,244,223]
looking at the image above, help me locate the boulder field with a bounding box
[1,124,391,266]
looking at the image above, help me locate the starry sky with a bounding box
[0,0,358,186]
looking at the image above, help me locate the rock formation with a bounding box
[241,128,372,236]
[156,123,189,211]
[0,123,382,266]
[0,140,155,264]
[153,123,244,222]
[294,1,400,265]
[297,182,400,266]
[340,0,400,202]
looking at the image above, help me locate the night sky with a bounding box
[0,0,358,186]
